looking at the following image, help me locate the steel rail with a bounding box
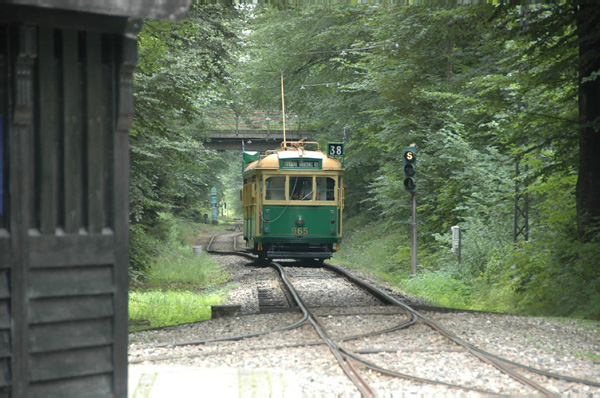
[416,310,600,389]
[336,318,417,342]
[271,261,377,397]
[206,235,217,253]
[206,238,422,344]
[145,314,419,353]
[203,242,505,394]
[151,234,311,349]
[204,241,598,394]
[277,264,500,395]
[338,347,500,396]
[206,239,421,343]
[419,314,556,396]
[323,263,600,396]
[206,233,254,260]
[482,352,600,388]
[153,312,309,349]
[324,263,552,394]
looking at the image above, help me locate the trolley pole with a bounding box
[411,192,417,274]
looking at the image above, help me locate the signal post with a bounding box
[403,146,417,274]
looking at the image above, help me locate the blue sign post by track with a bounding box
[211,187,218,225]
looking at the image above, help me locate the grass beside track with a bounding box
[129,224,230,332]
[330,216,502,312]
[332,216,598,319]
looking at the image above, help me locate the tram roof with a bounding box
[244,148,343,173]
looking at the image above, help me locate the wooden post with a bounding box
[11,25,37,397]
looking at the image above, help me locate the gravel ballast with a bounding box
[129,233,600,396]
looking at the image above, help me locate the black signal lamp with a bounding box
[402,147,417,192]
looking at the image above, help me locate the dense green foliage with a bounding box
[130,5,243,271]
[235,4,598,318]
[130,4,599,319]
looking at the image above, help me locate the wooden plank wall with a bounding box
[0,10,135,397]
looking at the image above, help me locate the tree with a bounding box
[576,4,600,238]
[131,4,242,225]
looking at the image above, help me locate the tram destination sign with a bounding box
[280,159,322,169]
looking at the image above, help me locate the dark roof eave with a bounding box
[2,0,191,20]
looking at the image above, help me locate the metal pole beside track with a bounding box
[411,192,417,274]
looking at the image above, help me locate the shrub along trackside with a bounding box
[128,217,230,331]
[332,216,600,320]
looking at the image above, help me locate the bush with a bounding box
[151,212,187,246]
[130,213,204,279]
[335,213,600,319]
[129,224,160,273]
[401,270,473,309]
[332,216,406,282]
[497,236,600,319]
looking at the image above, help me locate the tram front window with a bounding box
[316,177,335,201]
[290,177,312,200]
[265,177,285,200]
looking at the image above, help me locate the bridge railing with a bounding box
[211,110,312,133]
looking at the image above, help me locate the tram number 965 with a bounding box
[292,227,309,235]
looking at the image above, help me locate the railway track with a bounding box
[130,231,600,396]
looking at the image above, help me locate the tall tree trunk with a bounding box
[576,4,600,239]
[445,36,453,88]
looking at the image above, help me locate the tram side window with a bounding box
[265,177,285,200]
[316,177,336,201]
[290,176,312,200]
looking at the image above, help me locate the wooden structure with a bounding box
[0,1,188,397]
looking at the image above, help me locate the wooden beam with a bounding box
[62,29,82,234]
[85,32,104,234]
[112,35,137,397]
[2,0,190,20]
[38,27,58,235]
[11,25,37,398]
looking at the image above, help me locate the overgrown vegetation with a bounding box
[334,214,600,318]
[128,216,229,331]
[129,289,223,331]
[130,4,243,274]
[127,5,244,331]
[236,4,600,320]
[129,4,600,321]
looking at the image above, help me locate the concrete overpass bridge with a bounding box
[204,110,315,151]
